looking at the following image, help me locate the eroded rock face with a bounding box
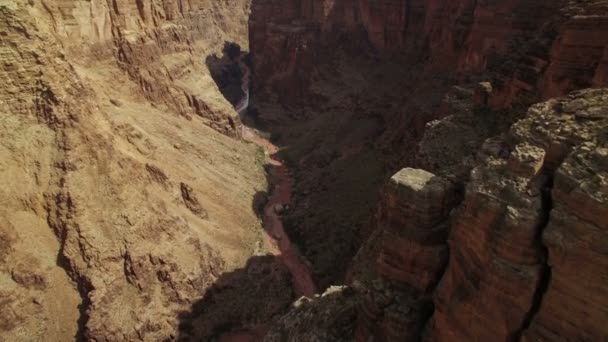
[375,169,455,289]
[354,168,457,341]
[1,1,265,341]
[34,0,250,136]
[429,88,608,341]
[273,89,608,342]
[427,140,550,339]
[250,0,608,108]
[264,286,358,342]
[392,89,608,341]
[520,90,608,341]
[249,6,608,341]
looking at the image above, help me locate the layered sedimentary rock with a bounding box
[354,168,457,341]
[250,0,608,108]
[2,0,604,340]
[375,169,455,290]
[427,88,608,341]
[489,2,608,108]
[541,8,608,98]
[269,86,608,341]
[358,88,606,342]
[248,1,608,341]
[1,1,265,341]
[520,90,608,340]
[34,0,250,135]
[248,4,608,333]
[428,138,550,339]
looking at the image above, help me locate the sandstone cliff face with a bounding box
[250,0,608,109]
[249,0,607,291]
[519,90,608,341]
[427,88,608,341]
[270,89,608,342]
[247,1,608,341]
[370,89,608,341]
[354,168,457,341]
[34,0,250,135]
[1,1,265,341]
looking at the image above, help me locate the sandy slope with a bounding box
[0,1,272,340]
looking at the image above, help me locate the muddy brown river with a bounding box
[218,58,317,342]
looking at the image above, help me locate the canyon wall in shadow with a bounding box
[249,0,608,341]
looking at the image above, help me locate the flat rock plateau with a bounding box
[0,0,607,341]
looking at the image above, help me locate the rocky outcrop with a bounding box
[354,168,457,341]
[268,86,608,342]
[519,90,608,340]
[264,286,358,342]
[34,0,251,135]
[427,88,608,341]
[249,1,608,340]
[374,169,455,290]
[363,89,608,341]
[250,0,608,108]
[540,7,608,98]
[248,1,608,312]
[489,2,608,108]
[427,136,551,340]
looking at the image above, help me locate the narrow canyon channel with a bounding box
[218,58,318,342]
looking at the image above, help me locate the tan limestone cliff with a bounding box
[0,1,267,341]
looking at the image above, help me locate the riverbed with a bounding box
[218,57,317,342]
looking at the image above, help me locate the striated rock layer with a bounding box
[427,88,608,341]
[0,1,269,341]
[519,90,608,341]
[354,168,457,341]
[249,5,608,336]
[268,88,608,342]
[248,2,608,339]
[249,0,608,288]
[250,0,608,108]
[35,0,251,135]
[389,89,607,341]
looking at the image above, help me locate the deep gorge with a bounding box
[0,0,607,341]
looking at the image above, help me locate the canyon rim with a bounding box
[0,0,607,341]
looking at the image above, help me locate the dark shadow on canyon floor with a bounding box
[175,122,299,340]
[176,254,295,341]
[205,41,245,107]
[175,160,297,340]
[194,2,454,335]
[203,22,405,293]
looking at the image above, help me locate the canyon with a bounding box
[0,0,607,341]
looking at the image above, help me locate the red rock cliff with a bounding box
[250,0,608,108]
[354,168,457,341]
[249,1,608,341]
[427,88,608,341]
